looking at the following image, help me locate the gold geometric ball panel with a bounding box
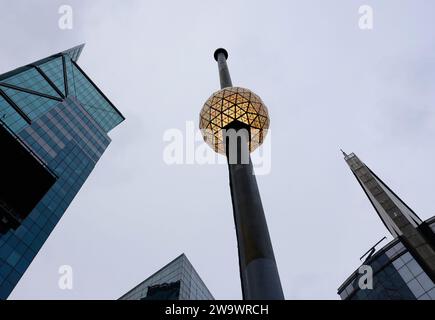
[199,87,270,155]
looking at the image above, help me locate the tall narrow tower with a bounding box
[199,48,284,300]
[343,151,435,282]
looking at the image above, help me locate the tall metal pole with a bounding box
[214,48,284,300]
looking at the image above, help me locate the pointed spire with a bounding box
[61,43,85,62]
[343,152,422,237]
[340,149,348,157]
[344,152,435,281]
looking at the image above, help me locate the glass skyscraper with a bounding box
[338,216,435,300]
[119,254,214,300]
[0,44,125,299]
[338,152,435,300]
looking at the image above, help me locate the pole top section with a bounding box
[214,48,229,61]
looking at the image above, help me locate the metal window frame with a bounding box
[71,60,125,120]
[33,65,65,99]
[0,88,32,124]
[0,82,63,102]
[62,55,69,97]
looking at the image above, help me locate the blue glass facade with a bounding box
[0,44,124,299]
[338,217,435,300]
[120,254,214,300]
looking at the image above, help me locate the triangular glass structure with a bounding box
[0,43,123,135]
[1,87,59,121]
[67,62,124,132]
[62,44,85,62]
[38,56,66,96]
[0,94,27,132]
[1,67,61,98]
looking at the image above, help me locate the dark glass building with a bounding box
[338,152,435,300]
[119,254,214,300]
[0,44,124,299]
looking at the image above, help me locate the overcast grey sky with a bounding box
[2,0,435,299]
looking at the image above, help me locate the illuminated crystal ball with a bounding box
[199,87,270,155]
